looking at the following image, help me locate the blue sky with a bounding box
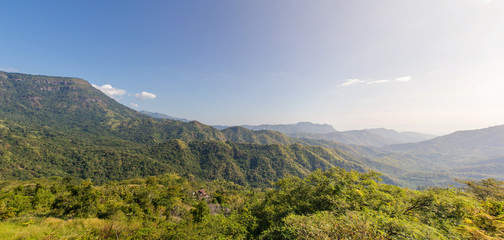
[1,0,503,134]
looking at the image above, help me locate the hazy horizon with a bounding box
[1,0,503,135]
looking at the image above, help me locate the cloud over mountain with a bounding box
[135,91,157,100]
[91,84,127,98]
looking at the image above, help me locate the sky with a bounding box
[1,0,503,135]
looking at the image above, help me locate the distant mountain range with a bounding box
[383,125,504,159]
[213,121,336,134]
[365,128,437,144]
[373,125,504,186]
[243,122,336,134]
[214,122,436,147]
[140,110,190,122]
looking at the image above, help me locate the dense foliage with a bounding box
[0,117,372,187]
[1,169,503,239]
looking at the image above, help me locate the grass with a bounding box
[0,217,111,239]
[0,216,156,240]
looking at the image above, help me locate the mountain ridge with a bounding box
[214,121,435,146]
[383,124,504,160]
[0,71,393,186]
[214,121,337,134]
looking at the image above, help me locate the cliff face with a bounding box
[0,72,145,135]
[0,72,118,109]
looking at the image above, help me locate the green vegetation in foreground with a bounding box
[1,168,504,239]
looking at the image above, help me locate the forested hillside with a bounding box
[0,71,385,187]
[0,115,377,187]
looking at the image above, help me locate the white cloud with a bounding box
[130,103,139,107]
[0,67,18,72]
[91,84,127,98]
[368,79,390,84]
[395,76,412,82]
[340,76,412,87]
[339,79,365,87]
[135,91,157,100]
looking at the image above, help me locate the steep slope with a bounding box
[0,71,140,133]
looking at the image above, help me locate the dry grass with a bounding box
[0,217,127,240]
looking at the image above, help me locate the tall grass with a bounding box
[0,217,138,239]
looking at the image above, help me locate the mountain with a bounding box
[289,130,395,147]
[0,71,388,186]
[0,71,230,143]
[377,125,504,185]
[215,122,337,134]
[383,125,504,161]
[216,122,403,147]
[215,122,434,147]
[365,128,436,143]
[286,125,504,186]
[140,110,190,122]
[0,71,141,133]
[290,129,436,147]
[0,117,373,186]
[148,140,379,186]
[220,126,296,145]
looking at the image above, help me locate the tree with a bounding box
[191,200,210,223]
